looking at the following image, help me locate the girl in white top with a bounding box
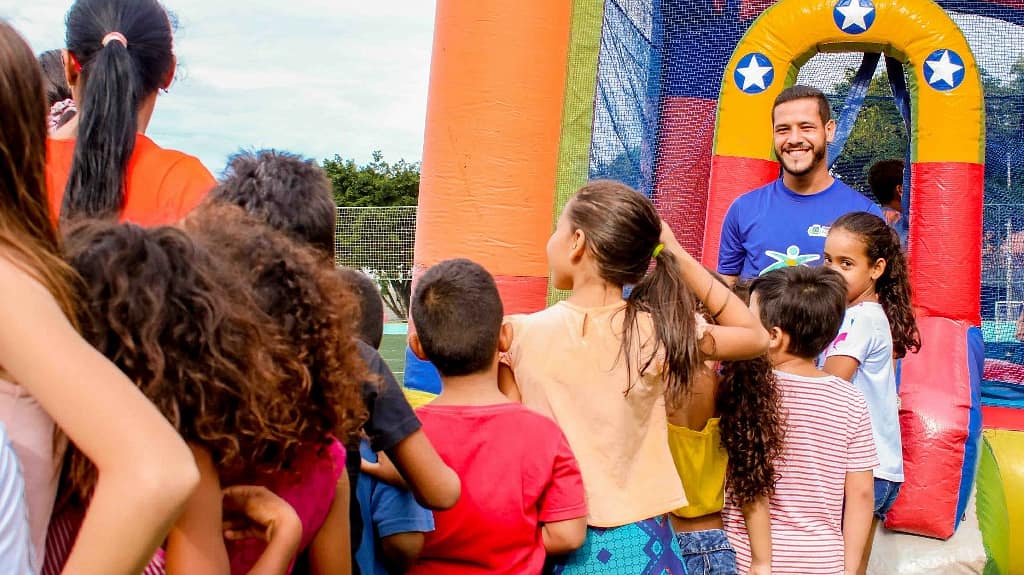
[822,211,921,575]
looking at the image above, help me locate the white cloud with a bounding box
[1,0,436,173]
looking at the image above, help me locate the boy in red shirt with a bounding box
[407,258,587,574]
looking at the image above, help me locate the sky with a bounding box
[1,0,438,175]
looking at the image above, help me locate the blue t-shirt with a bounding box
[355,441,434,575]
[718,178,882,279]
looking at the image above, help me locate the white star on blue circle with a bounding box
[734,53,774,94]
[833,0,876,34]
[924,49,966,91]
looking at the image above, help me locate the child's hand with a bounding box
[222,485,301,543]
[361,450,409,489]
[748,562,772,575]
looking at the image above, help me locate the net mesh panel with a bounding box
[335,206,416,280]
[579,0,1024,358]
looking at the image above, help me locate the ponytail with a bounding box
[63,40,138,220]
[624,249,703,410]
[62,0,175,221]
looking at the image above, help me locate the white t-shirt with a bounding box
[0,422,36,574]
[825,302,904,482]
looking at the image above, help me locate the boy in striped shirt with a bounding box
[723,266,877,575]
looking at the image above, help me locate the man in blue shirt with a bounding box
[718,85,883,283]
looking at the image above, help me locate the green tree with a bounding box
[323,151,420,320]
[322,150,420,207]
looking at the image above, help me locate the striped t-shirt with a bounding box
[723,371,878,574]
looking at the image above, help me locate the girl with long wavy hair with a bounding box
[821,211,921,574]
[0,19,198,574]
[667,280,784,575]
[500,181,769,573]
[56,220,337,575]
[185,204,367,575]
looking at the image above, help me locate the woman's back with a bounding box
[47,134,213,226]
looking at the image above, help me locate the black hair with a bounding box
[772,84,832,125]
[38,49,72,105]
[411,259,503,377]
[868,159,904,205]
[749,266,847,359]
[209,149,337,260]
[831,211,920,358]
[62,0,175,220]
[336,267,385,349]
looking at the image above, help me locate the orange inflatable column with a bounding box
[414,1,572,315]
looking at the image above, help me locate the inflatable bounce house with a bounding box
[410,0,1024,572]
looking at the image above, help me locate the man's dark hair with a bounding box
[210,150,336,260]
[750,266,847,359]
[772,85,832,125]
[868,159,904,205]
[411,259,503,377]
[336,267,384,349]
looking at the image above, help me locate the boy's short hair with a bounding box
[411,259,503,377]
[209,150,336,259]
[868,159,904,205]
[750,266,847,359]
[337,267,385,349]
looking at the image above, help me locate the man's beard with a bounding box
[778,143,826,177]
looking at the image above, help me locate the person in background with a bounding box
[48,0,214,226]
[37,49,76,132]
[867,159,907,246]
[718,85,883,283]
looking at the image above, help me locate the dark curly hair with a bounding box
[706,280,785,508]
[61,220,310,501]
[830,211,921,358]
[185,203,367,444]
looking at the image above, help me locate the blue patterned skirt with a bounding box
[546,515,688,575]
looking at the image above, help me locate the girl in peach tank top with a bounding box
[501,182,770,574]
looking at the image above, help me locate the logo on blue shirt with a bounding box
[807,224,830,238]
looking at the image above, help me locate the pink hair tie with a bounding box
[101,31,128,48]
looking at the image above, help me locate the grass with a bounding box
[379,332,407,385]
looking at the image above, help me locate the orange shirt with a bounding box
[47,134,215,227]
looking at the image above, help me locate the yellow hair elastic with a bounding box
[652,243,665,259]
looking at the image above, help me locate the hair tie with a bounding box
[101,32,128,48]
[652,243,665,259]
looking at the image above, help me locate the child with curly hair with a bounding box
[184,204,370,575]
[667,281,785,575]
[54,220,331,574]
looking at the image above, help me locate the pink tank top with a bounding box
[227,438,347,574]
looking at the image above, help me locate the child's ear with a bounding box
[871,258,887,281]
[570,229,587,262]
[63,49,79,89]
[498,322,513,353]
[408,333,428,361]
[162,54,177,90]
[767,326,787,353]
